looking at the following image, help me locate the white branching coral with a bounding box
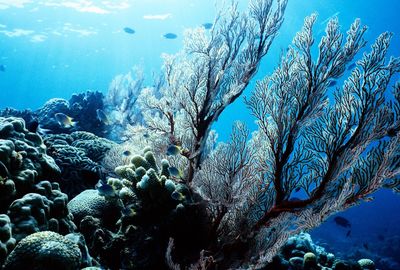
[104,67,146,141]
[105,3,400,269]
[137,0,288,182]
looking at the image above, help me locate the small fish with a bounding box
[143,133,150,139]
[163,33,177,39]
[96,180,116,197]
[121,206,136,217]
[168,166,182,177]
[202,22,213,29]
[363,243,369,250]
[328,80,337,87]
[333,216,351,228]
[54,113,76,128]
[166,144,181,156]
[363,196,374,202]
[346,230,351,238]
[347,62,356,70]
[0,64,5,72]
[122,150,131,156]
[171,190,185,201]
[96,109,110,125]
[123,27,135,34]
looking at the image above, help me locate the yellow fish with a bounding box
[54,113,76,128]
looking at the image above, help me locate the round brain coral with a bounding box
[2,231,82,270]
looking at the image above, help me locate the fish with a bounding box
[166,144,181,156]
[363,243,369,250]
[202,22,213,29]
[333,216,351,228]
[328,80,337,87]
[123,27,135,34]
[0,64,5,72]
[96,109,110,125]
[143,133,150,139]
[171,190,185,201]
[121,205,136,217]
[346,230,351,237]
[347,62,357,70]
[96,180,117,197]
[54,113,76,128]
[122,150,131,156]
[168,166,182,177]
[163,33,177,39]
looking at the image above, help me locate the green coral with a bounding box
[2,231,82,270]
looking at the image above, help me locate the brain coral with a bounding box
[44,132,115,198]
[2,231,82,270]
[67,189,121,228]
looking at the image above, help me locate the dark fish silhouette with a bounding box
[333,216,351,228]
[346,230,351,237]
[123,27,135,34]
[202,22,213,29]
[0,64,5,72]
[377,234,385,241]
[328,80,337,87]
[122,150,131,156]
[163,33,177,39]
[347,62,356,70]
[363,243,369,250]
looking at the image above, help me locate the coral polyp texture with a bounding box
[2,231,82,270]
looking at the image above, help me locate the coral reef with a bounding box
[68,91,106,136]
[0,117,61,212]
[0,215,15,265]
[37,98,70,133]
[36,91,107,136]
[67,189,121,228]
[7,186,76,242]
[43,131,115,198]
[2,231,82,270]
[104,68,145,142]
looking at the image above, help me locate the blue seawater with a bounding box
[0,0,399,268]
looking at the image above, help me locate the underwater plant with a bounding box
[119,1,400,269]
